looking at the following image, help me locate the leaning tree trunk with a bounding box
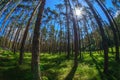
[96,0,119,61]
[68,0,79,67]
[65,0,70,59]
[4,25,12,48]
[83,16,92,56]
[0,0,12,17]
[12,26,22,54]
[31,0,45,80]
[19,2,41,65]
[8,27,16,49]
[85,0,109,74]
[0,0,22,32]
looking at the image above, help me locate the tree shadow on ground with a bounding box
[40,54,68,71]
[90,55,105,80]
[108,60,120,80]
[64,64,78,80]
[90,54,120,80]
[42,70,59,80]
[40,54,69,80]
[0,52,32,80]
[1,66,32,80]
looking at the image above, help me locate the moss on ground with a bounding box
[0,50,120,80]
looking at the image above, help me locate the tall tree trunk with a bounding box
[4,25,12,47]
[96,0,119,61]
[65,0,70,59]
[0,0,22,32]
[85,0,109,74]
[0,0,12,17]
[31,0,45,80]
[68,0,79,67]
[83,16,92,56]
[8,27,16,49]
[12,27,21,54]
[19,2,40,65]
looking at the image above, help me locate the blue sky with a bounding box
[46,0,62,9]
[46,0,115,9]
[0,0,118,33]
[106,0,113,7]
[45,0,118,22]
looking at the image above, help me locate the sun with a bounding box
[75,8,83,16]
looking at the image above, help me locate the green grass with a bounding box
[0,50,120,80]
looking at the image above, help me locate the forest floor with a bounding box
[0,49,120,80]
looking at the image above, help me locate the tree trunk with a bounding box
[12,27,21,54]
[0,0,12,17]
[68,0,79,67]
[19,2,40,65]
[85,0,109,74]
[0,0,22,32]
[65,0,70,59]
[96,0,119,61]
[31,0,45,80]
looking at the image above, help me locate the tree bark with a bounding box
[68,0,79,67]
[19,2,40,65]
[85,0,109,74]
[65,0,70,59]
[96,0,119,61]
[0,0,22,32]
[0,0,12,17]
[31,0,45,80]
